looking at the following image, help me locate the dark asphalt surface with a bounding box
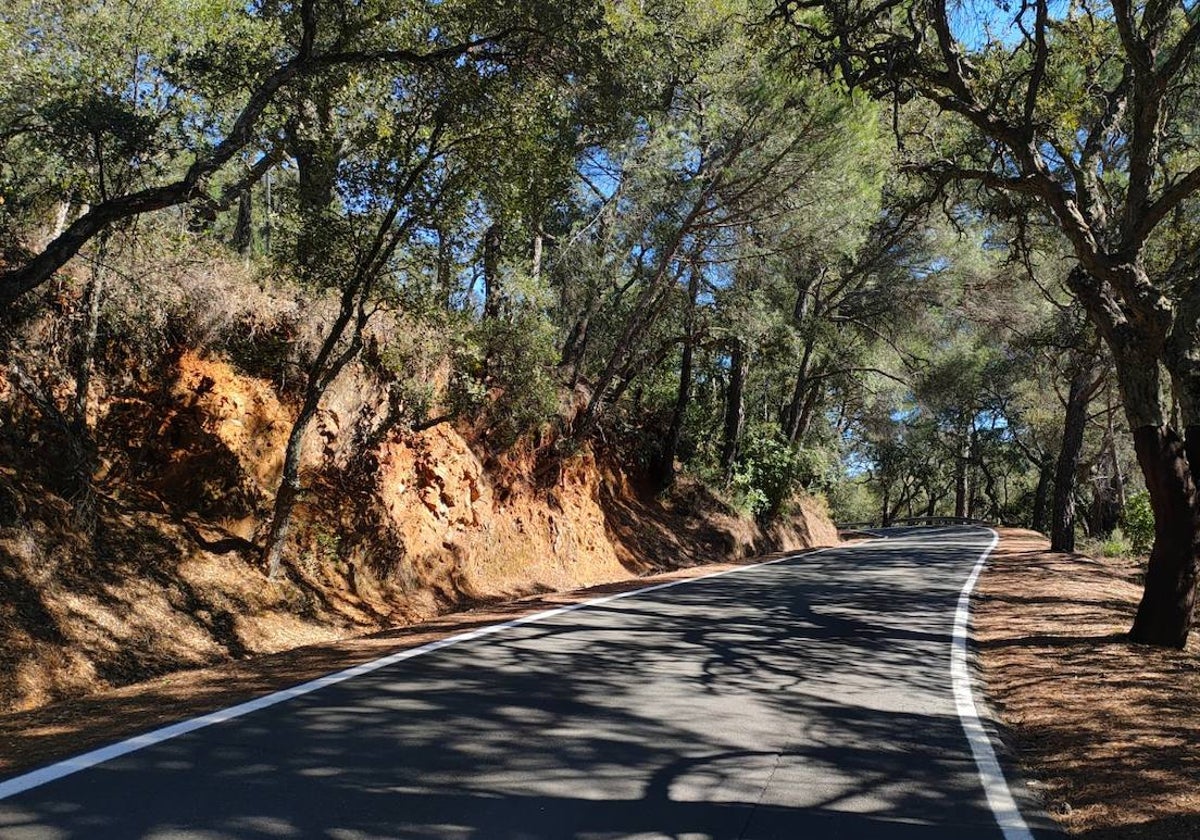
[0,526,1044,839]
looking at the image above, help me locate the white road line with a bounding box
[0,545,839,802]
[952,528,1036,840]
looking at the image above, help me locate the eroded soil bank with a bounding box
[977,529,1200,839]
[0,350,836,726]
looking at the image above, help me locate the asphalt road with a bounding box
[0,525,1050,839]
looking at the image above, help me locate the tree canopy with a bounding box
[2,0,1199,646]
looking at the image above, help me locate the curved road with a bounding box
[0,526,1052,839]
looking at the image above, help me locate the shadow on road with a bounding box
[0,530,1018,839]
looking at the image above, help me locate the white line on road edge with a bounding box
[952,528,1036,840]
[0,545,842,802]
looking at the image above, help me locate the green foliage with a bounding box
[1,0,1162,559]
[452,281,561,448]
[730,426,818,518]
[1123,492,1155,555]
[826,479,877,525]
[1099,528,1133,559]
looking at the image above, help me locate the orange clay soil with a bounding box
[977,529,1200,839]
[0,546,822,780]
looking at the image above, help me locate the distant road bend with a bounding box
[0,526,1052,839]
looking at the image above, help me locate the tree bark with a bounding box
[1051,366,1097,551]
[792,377,824,445]
[286,89,343,271]
[783,338,815,443]
[954,424,970,518]
[1129,283,1200,646]
[1066,265,1200,645]
[654,268,699,489]
[531,231,543,283]
[262,398,318,580]
[483,221,504,320]
[232,189,253,254]
[1031,458,1052,534]
[1128,424,1200,647]
[720,337,749,483]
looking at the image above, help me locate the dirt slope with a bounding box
[0,351,837,716]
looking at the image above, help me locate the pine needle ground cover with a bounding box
[977,531,1200,839]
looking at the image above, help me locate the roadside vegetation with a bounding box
[1,0,1199,712]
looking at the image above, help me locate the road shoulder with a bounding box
[976,528,1200,839]
[0,546,826,781]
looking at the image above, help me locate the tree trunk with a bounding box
[232,189,253,254]
[286,89,342,270]
[954,425,970,518]
[436,227,453,302]
[1031,459,1052,534]
[1133,287,1200,647]
[1051,367,1095,551]
[1108,395,1126,512]
[783,338,815,442]
[1069,265,1199,645]
[720,338,749,483]
[531,231,543,283]
[1128,425,1199,648]
[793,378,824,445]
[260,264,380,577]
[483,221,504,320]
[262,399,318,580]
[654,269,699,489]
[977,453,1002,523]
[66,235,109,526]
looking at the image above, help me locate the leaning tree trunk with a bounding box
[783,337,815,443]
[262,398,319,580]
[1051,367,1096,551]
[261,272,376,578]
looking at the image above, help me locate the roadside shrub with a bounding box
[1122,491,1154,555]
[1100,527,1132,558]
[826,478,876,525]
[731,427,812,518]
[452,299,559,449]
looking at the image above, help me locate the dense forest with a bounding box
[1,0,1198,668]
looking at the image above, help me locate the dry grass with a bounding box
[977,530,1200,839]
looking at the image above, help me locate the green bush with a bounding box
[1122,491,1154,554]
[453,302,560,448]
[826,479,876,525]
[731,427,817,518]
[1100,528,1132,558]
